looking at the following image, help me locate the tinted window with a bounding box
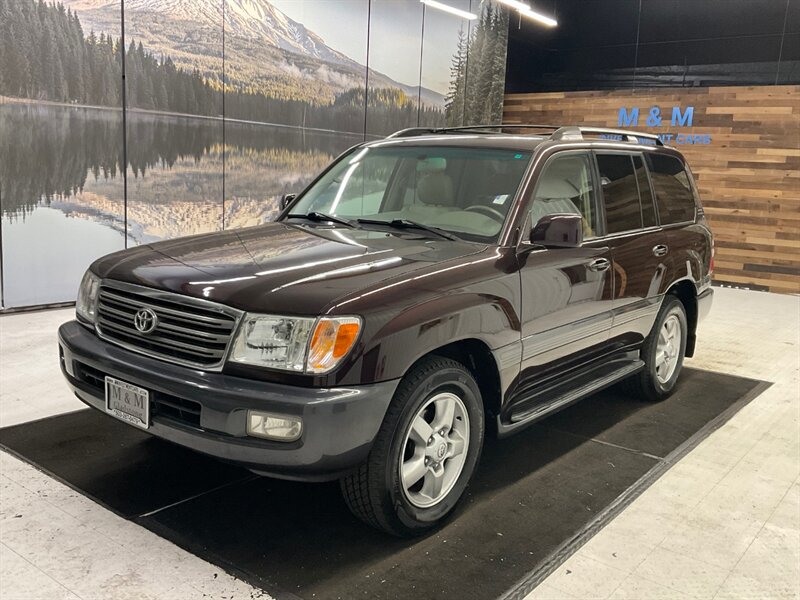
[529,153,599,237]
[646,154,696,224]
[633,155,657,227]
[596,153,642,233]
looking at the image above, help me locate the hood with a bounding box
[93,222,485,314]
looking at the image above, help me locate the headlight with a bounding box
[228,314,361,374]
[76,270,101,323]
[229,315,315,371]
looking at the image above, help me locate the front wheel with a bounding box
[625,296,688,402]
[340,356,484,537]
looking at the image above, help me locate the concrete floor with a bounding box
[0,287,798,600]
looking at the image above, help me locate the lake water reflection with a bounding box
[0,102,362,307]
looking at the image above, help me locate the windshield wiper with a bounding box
[357,218,460,241]
[287,212,358,229]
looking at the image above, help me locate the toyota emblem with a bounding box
[133,308,158,334]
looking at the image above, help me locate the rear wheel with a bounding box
[625,296,688,402]
[340,356,484,536]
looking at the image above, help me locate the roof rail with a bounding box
[386,124,563,138]
[385,124,664,146]
[551,126,663,146]
[386,127,440,138]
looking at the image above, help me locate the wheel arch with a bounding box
[666,279,699,357]
[408,338,503,435]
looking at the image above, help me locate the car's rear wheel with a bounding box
[340,355,484,537]
[625,296,688,402]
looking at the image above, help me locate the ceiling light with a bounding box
[420,0,478,20]
[495,0,531,11]
[520,7,558,27]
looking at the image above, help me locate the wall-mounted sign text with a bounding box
[616,106,712,145]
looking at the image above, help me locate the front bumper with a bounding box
[58,320,398,481]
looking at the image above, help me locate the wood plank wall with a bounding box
[504,85,800,294]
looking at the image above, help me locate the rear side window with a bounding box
[633,155,657,227]
[596,153,641,234]
[646,154,696,224]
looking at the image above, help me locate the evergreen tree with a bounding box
[444,27,468,126]
[444,1,509,127]
[3,22,30,96]
[486,7,509,124]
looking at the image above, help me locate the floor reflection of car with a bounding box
[58,124,714,536]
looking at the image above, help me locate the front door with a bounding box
[516,151,616,394]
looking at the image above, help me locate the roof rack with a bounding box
[385,124,663,146]
[551,126,663,146]
[386,124,562,138]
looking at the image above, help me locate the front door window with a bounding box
[528,152,599,239]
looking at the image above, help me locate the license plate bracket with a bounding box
[105,376,150,430]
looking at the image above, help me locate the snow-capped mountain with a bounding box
[122,0,355,67]
[62,0,445,106]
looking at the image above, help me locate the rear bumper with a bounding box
[697,286,713,322]
[58,320,398,481]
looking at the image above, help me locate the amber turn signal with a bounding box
[306,317,361,373]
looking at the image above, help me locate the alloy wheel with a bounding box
[399,391,470,509]
[655,313,682,384]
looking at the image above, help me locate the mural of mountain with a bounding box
[0,0,509,308]
[61,0,445,107]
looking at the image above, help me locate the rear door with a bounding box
[646,153,711,287]
[594,151,669,345]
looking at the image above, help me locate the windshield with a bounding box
[286,145,532,242]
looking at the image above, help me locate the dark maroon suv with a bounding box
[59,125,713,536]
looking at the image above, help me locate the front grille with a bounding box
[152,394,202,428]
[76,362,105,391]
[96,282,240,370]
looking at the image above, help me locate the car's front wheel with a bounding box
[340,356,484,536]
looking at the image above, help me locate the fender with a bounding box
[321,246,523,387]
[662,222,712,292]
[357,292,521,384]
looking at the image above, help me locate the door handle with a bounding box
[588,258,611,272]
[652,244,669,257]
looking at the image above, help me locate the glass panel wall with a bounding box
[123,0,225,244]
[224,0,369,228]
[463,0,509,125]
[365,0,425,136]
[419,0,472,127]
[0,0,126,307]
[0,0,510,309]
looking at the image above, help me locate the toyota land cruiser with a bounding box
[59,124,713,536]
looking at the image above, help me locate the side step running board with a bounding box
[502,360,645,434]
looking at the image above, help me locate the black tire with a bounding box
[340,355,484,537]
[624,296,688,402]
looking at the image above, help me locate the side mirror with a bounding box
[280,193,297,210]
[530,213,583,248]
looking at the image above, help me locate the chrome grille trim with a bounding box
[95,280,243,371]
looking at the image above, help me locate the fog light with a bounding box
[246,411,302,441]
